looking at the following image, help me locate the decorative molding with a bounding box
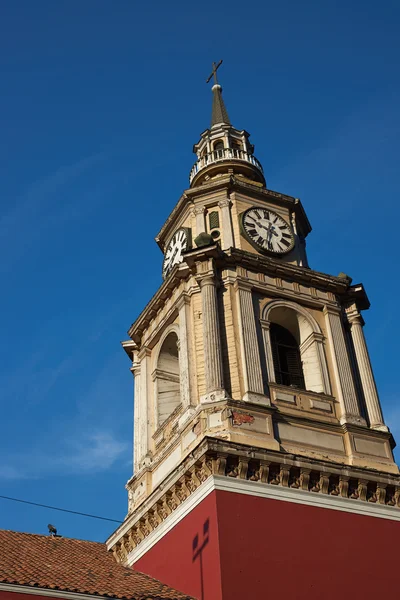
[110,441,400,565]
[124,473,400,566]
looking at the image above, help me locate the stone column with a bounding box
[194,206,206,237]
[234,281,267,404]
[323,306,366,426]
[260,319,276,384]
[137,346,152,465]
[196,261,226,403]
[131,360,141,474]
[177,294,191,409]
[218,199,234,249]
[345,303,387,431]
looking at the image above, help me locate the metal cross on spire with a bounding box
[206,60,223,85]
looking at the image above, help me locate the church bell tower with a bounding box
[107,63,400,600]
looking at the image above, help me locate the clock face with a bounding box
[162,228,190,279]
[241,207,295,255]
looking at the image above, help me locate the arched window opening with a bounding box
[264,302,331,395]
[231,140,242,157]
[213,140,224,158]
[270,323,305,389]
[156,332,180,427]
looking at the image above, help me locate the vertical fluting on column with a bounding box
[346,304,387,431]
[234,281,265,401]
[218,198,234,249]
[138,346,151,465]
[196,263,225,401]
[260,319,276,383]
[177,294,191,408]
[131,360,141,473]
[323,306,365,425]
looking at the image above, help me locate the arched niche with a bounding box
[261,300,331,395]
[154,330,181,427]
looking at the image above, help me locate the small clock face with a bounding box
[162,228,190,279]
[241,207,295,255]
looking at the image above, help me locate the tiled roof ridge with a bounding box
[0,529,105,545]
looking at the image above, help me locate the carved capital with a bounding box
[218,199,231,209]
[193,205,206,216]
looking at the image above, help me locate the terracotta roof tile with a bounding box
[0,530,194,600]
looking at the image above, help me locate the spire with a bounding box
[211,84,231,127]
[206,60,231,127]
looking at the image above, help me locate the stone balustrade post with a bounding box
[345,303,388,431]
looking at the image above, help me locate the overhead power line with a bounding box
[0,495,122,524]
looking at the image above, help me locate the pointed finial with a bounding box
[206,60,223,85]
[206,60,231,127]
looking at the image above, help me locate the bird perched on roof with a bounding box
[48,524,57,536]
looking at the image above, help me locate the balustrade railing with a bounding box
[189,147,263,182]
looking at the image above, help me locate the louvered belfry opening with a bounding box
[270,323,306,389]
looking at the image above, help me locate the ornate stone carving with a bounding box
[111,447,400,562]
[357,479,368,502]
[156,498,170,521]
[300,468,310,491]
[215,454,227,475]
[280,465,290,487]
[175,483,188,503]
[237,458,249,480]
[339,476,349,498]
[319,473,330,495]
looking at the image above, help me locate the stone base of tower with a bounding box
[126,478,400,600]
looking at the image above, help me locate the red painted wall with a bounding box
[134,491,223,600]
[134,489,400,600]
[216,491,400,599]
[0,593,59,600]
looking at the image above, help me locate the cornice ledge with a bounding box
[109,436,400,563]
[155,193,192,249]
[127,265,191,342]
[224,248,350,292]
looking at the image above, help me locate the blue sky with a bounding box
[1,0,399,542]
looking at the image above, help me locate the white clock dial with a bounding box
[162,228,190,279]
[241,207,295,255]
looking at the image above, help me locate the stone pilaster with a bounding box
[131,360,141,473]
[196,260,226,402]
[260,319,276,384]
[193,205,206,237]
[234,280,267,404]
[218,198,234,249]
[323,306,365,426]
[177,294,192,410]
[345,303,388,431]
[137,346,152,466]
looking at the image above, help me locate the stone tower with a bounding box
[107,70,400,600]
